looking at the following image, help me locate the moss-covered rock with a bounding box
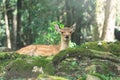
[51,41,120,79]
[0,52,58,79]
[45,61,55,75]
[107,42,120,56]
[53,56,119,79]
[80,41,120,56]
[0,47,11,52]
[52,48,120,67]
[0,52,27,73]
[80,42,109,51]
[2,54,50,79]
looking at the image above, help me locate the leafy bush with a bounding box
[35,21,64,44]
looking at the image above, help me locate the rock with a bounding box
[0,47,11,52]
[86,74,101,80]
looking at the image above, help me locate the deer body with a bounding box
[16,24,76,56]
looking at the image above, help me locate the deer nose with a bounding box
[65,36,69,39]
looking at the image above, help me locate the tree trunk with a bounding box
[17,0,22,49]
[65,0,72,26]
[94,0,106,40]
[101,0,116,41]
[3,0,12,49]
[13,7,17,50]
[95,0,116,42]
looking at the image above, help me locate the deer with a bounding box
[16,23,76,56]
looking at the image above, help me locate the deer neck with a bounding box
[60,37,69,51]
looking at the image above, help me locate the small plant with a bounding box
[69,41,76,48]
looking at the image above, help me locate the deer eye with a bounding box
[60,31,64,34]
[70,31,72,33]
[61,32,64,34]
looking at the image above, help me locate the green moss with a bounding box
[37,74,68,80]
[0,52,26,72]
[108,43,120,56]
[1,41,120,79]
[7,56,50,72]
[80,41,109,51]
[44,61,55,75]
[30,56,50,67]
[91,73,120,80]
[3,55,52,79]
[52,42,119,78]
[0,52,28,61]
[9,58,33,72]
[80,41,120,56]
[53,47,115,66]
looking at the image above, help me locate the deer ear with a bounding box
[71,23,76,31]
[54,24,60,32]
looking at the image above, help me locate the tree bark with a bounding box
[101,0,116,41]
[65,0,73,26]
[13,8,17,50]
[17,0,22,49]
[12,0,18,50]
[94,0,106,40]
[95,0,116,42]
[3,0,12,49]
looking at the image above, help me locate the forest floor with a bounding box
[0,41,120,80]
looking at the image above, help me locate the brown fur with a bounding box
[16,24,76,56]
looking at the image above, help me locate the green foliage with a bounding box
[0,0,120,48]
[35,21,64,44]
[69,41,77,48]
[0,0,97,47]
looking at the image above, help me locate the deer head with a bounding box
[55,23,76,41]
[55,23,76,50]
